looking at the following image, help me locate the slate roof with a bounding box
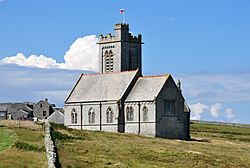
[0,107,7,112]
[48,110,64,124]
[53,107,64,114]
[19,110,29,114]
[65,70,139,103]
[184,101,191,113]
[125,75,170,101]
[0,103,33,113]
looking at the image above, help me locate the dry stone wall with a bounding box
[44,119,56,168]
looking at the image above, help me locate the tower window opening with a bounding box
[104,50,114,72]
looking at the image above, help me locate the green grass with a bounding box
[0,127,14,152]
[0,121,47,168]
[0,121,249,168]
[190,122,250,142]
[52,122,250,168]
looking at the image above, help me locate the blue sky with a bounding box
[0,0,250,123]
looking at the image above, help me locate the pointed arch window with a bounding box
[105,50,114,72]
[126,106,134,121]
[106,106,114,123]
[142,106,148,121]
[126,107,130,121]
[88,107,95,124]
[71,108,77,124]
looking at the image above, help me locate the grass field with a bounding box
[0,120,249,168]
[0,120,47,168]
[51,122,250,168]
[0,127,14,152]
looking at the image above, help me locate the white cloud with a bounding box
[63,35,99,71]
[210,103,221,118]
[190,102,209,120]
[189,101,237,122]
[180,72,250,103]
[0,35,99,71]
[2,53,61,68]
[225,108,234,119]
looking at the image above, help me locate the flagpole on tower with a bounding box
[123,13,125,23]
[120,8,125,23]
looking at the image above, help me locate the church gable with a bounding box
[155,76,190,139]
[65,70,140,103]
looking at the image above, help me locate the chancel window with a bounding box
[142,106,148,121]
[126,106,134,121]
[71,108,77,124]
[104,50,114,72]
[164,101,175,116]
[106,106,114,123]
[88,107,95,124]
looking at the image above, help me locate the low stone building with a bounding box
[0,107,7,120]
[0,99,62,121]
[0,103,33,120]
[33,98,55,119]
[64,23,191,140]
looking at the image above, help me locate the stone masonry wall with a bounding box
[44,119,56,168]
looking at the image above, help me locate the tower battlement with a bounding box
[129,33,142,43]
[98,33,116,43]
[114,23,129,30]
[98,23,142,44]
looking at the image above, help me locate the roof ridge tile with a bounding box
[81,69,138,76]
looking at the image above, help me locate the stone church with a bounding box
[64,23,190,140]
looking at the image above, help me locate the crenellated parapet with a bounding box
[114,23,129,30]
[98,23,142,44]
[98,33,117,43]
[129,33,142,43]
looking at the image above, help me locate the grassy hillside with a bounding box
[0,120,47,168]
[52,122,250,168]
[0,120,249,168]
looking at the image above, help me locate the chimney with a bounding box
[45,98,48,102]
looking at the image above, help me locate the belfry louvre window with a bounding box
[71,108,77,124]
[88,107,95,124]
[142,106,148,121]
[106,106,114,123]
[105,50,114,72]
[126,106,134,121]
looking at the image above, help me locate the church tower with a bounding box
[98,23,143,74]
